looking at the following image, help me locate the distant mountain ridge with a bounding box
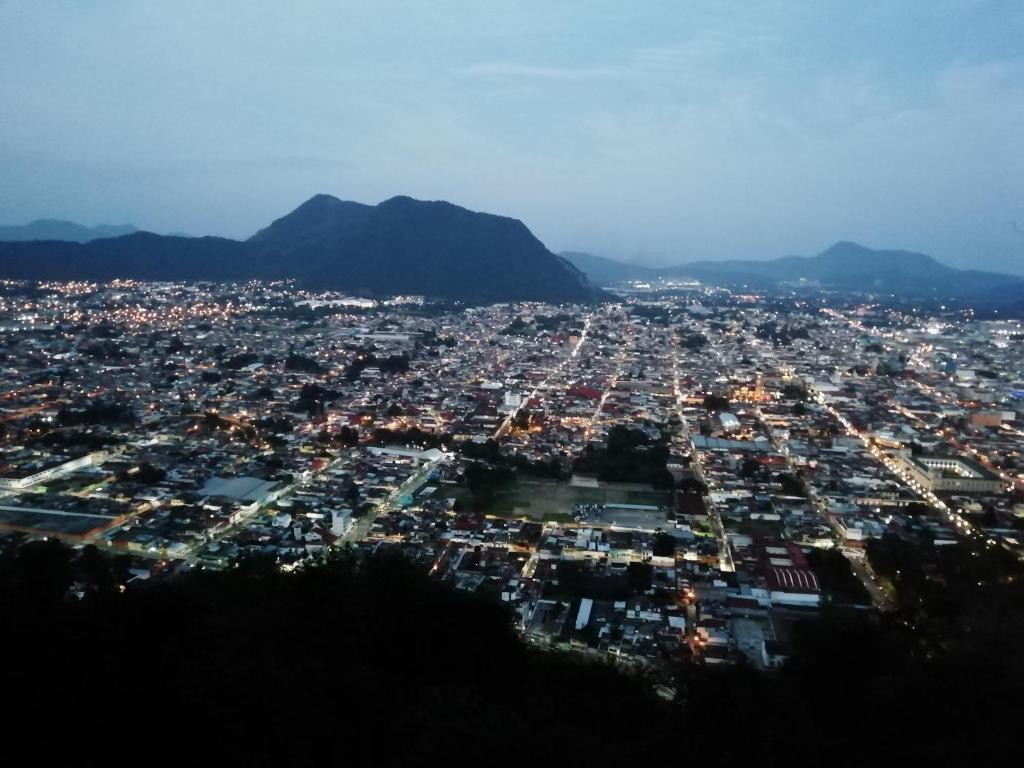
[0,196,604,304]
[7,207,1018,309]
[0,219,137,242]
[562,242,1024,310]
[559,251,666,285]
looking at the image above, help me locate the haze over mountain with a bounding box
[0,219,137,243]
[0,195,603,304]
[559,251,667,286]
[562,243,1024,310]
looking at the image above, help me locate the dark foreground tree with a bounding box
[0,547,674,765]
[0,543,1020,767]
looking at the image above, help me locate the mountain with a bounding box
[564,242,1024,309]
[0,196,604,303]
[0,233,251,283]
[0,218,137,242]
[249,194,372,254]
[559,251,663,285]
[681,242,1024,306]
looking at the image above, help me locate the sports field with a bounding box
[439,477,670,524]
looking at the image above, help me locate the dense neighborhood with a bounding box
[1,277,1022,682]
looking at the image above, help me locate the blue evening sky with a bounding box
[1,1,1022,272]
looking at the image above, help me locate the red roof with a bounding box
[786,544,809,569]
[452,513,484,531]
[766,567,820,593]
[569,385,602,400]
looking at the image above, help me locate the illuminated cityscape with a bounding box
[2,277,1022,665]
[3,2,1023,763]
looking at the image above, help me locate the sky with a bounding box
[1,1,1023,273]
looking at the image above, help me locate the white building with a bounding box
[0,454,93,490]
[897,456,1004,494]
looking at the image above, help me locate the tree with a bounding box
[677,476,708,495]
[627,562,653,592]
[74,544,115,599]
[653,532,676,558]
[10,539,73,606]
[513,408,531,431]
[904,501,929,516]
[778,472,805,497]
[284,353,323,373]
[650,468,676,490]
[346,483,360,507]
[703,394,730,412]
[782,382,809,401]
[806,548,871,605]
[133,462,167,485]
[681,333,708,350]
[337,426,360,446]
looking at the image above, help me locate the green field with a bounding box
[438,477,670,523]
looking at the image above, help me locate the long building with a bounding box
[897,455,1005,495]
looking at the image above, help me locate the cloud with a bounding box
[1,2,1022,271]
[453,62,620,81]
[455,35,747,83]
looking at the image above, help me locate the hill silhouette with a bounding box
[563,242,1024,309]
[0,196,604,303]
[1,541,1020,766]
[0,218,137,242]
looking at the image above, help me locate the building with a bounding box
[0,453,93,490]
[200,476,286,507]
[898,456,1005,495]
[765,566,821,607]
